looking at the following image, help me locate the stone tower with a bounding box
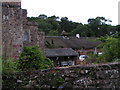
[1,1,45,59]
[2,2,23,59]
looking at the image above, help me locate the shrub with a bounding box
[97,36,120,63]
[17,46,53,71]
[2,59,18,75]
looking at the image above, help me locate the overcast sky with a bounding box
[21,0,119,25]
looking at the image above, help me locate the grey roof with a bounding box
[45,48,79,57]
[45,36,102,49]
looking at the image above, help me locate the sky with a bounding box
[21,0,119,25]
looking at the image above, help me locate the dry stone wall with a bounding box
[2,62,120,89]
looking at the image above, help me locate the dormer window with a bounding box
[23,32,29,41]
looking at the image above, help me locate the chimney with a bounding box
[76,34,80,38]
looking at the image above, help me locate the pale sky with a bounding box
[21,0,119,25]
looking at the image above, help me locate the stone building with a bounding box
[1,1,45,59]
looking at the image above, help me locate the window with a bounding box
[3,15,9,20]
[23,32,29,41]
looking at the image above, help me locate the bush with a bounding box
[97,36,120,63]
[2,59,18,75]
[17,46,53,71]
[102,38,120,62]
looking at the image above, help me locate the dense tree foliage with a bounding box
[28,15,118,37]
[17,46,53,71]
[96,33,120,63]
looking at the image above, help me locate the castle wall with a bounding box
[2,2,23,59]
[2,2,45,59]
[23,22,45,52]
[0,3,2,59]
[22,9,45,52]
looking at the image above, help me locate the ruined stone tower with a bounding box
[1,1,45,59]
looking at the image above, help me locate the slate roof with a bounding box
[45,48,79,57]
[45,36,102,49]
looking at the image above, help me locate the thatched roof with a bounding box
[45,48,79,57]
[45,36,102,49]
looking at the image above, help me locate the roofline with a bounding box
[45,36,98,39]
[46,55,78,57]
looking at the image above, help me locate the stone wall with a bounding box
[23,22,45,52]
[1,2,45,59]
[2,2,23,59]
[22,9,45,52]
[3,62,120,89]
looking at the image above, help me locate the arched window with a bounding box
[23,32,29,41]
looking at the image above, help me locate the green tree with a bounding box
[59,17,78,33]
[28,15,61,35]
[88,17,112,37]
[38,21,53,34]
[17,46,53,71]
[98,36,120,62]
[70,24,94,37]
[28,15,117,37]
[48,29,59,36]
[38,14,47,19]
[47,15,61,35]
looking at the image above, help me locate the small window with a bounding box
[23,32,29,41]
[3,15,6,20]
[3,15,9,20]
